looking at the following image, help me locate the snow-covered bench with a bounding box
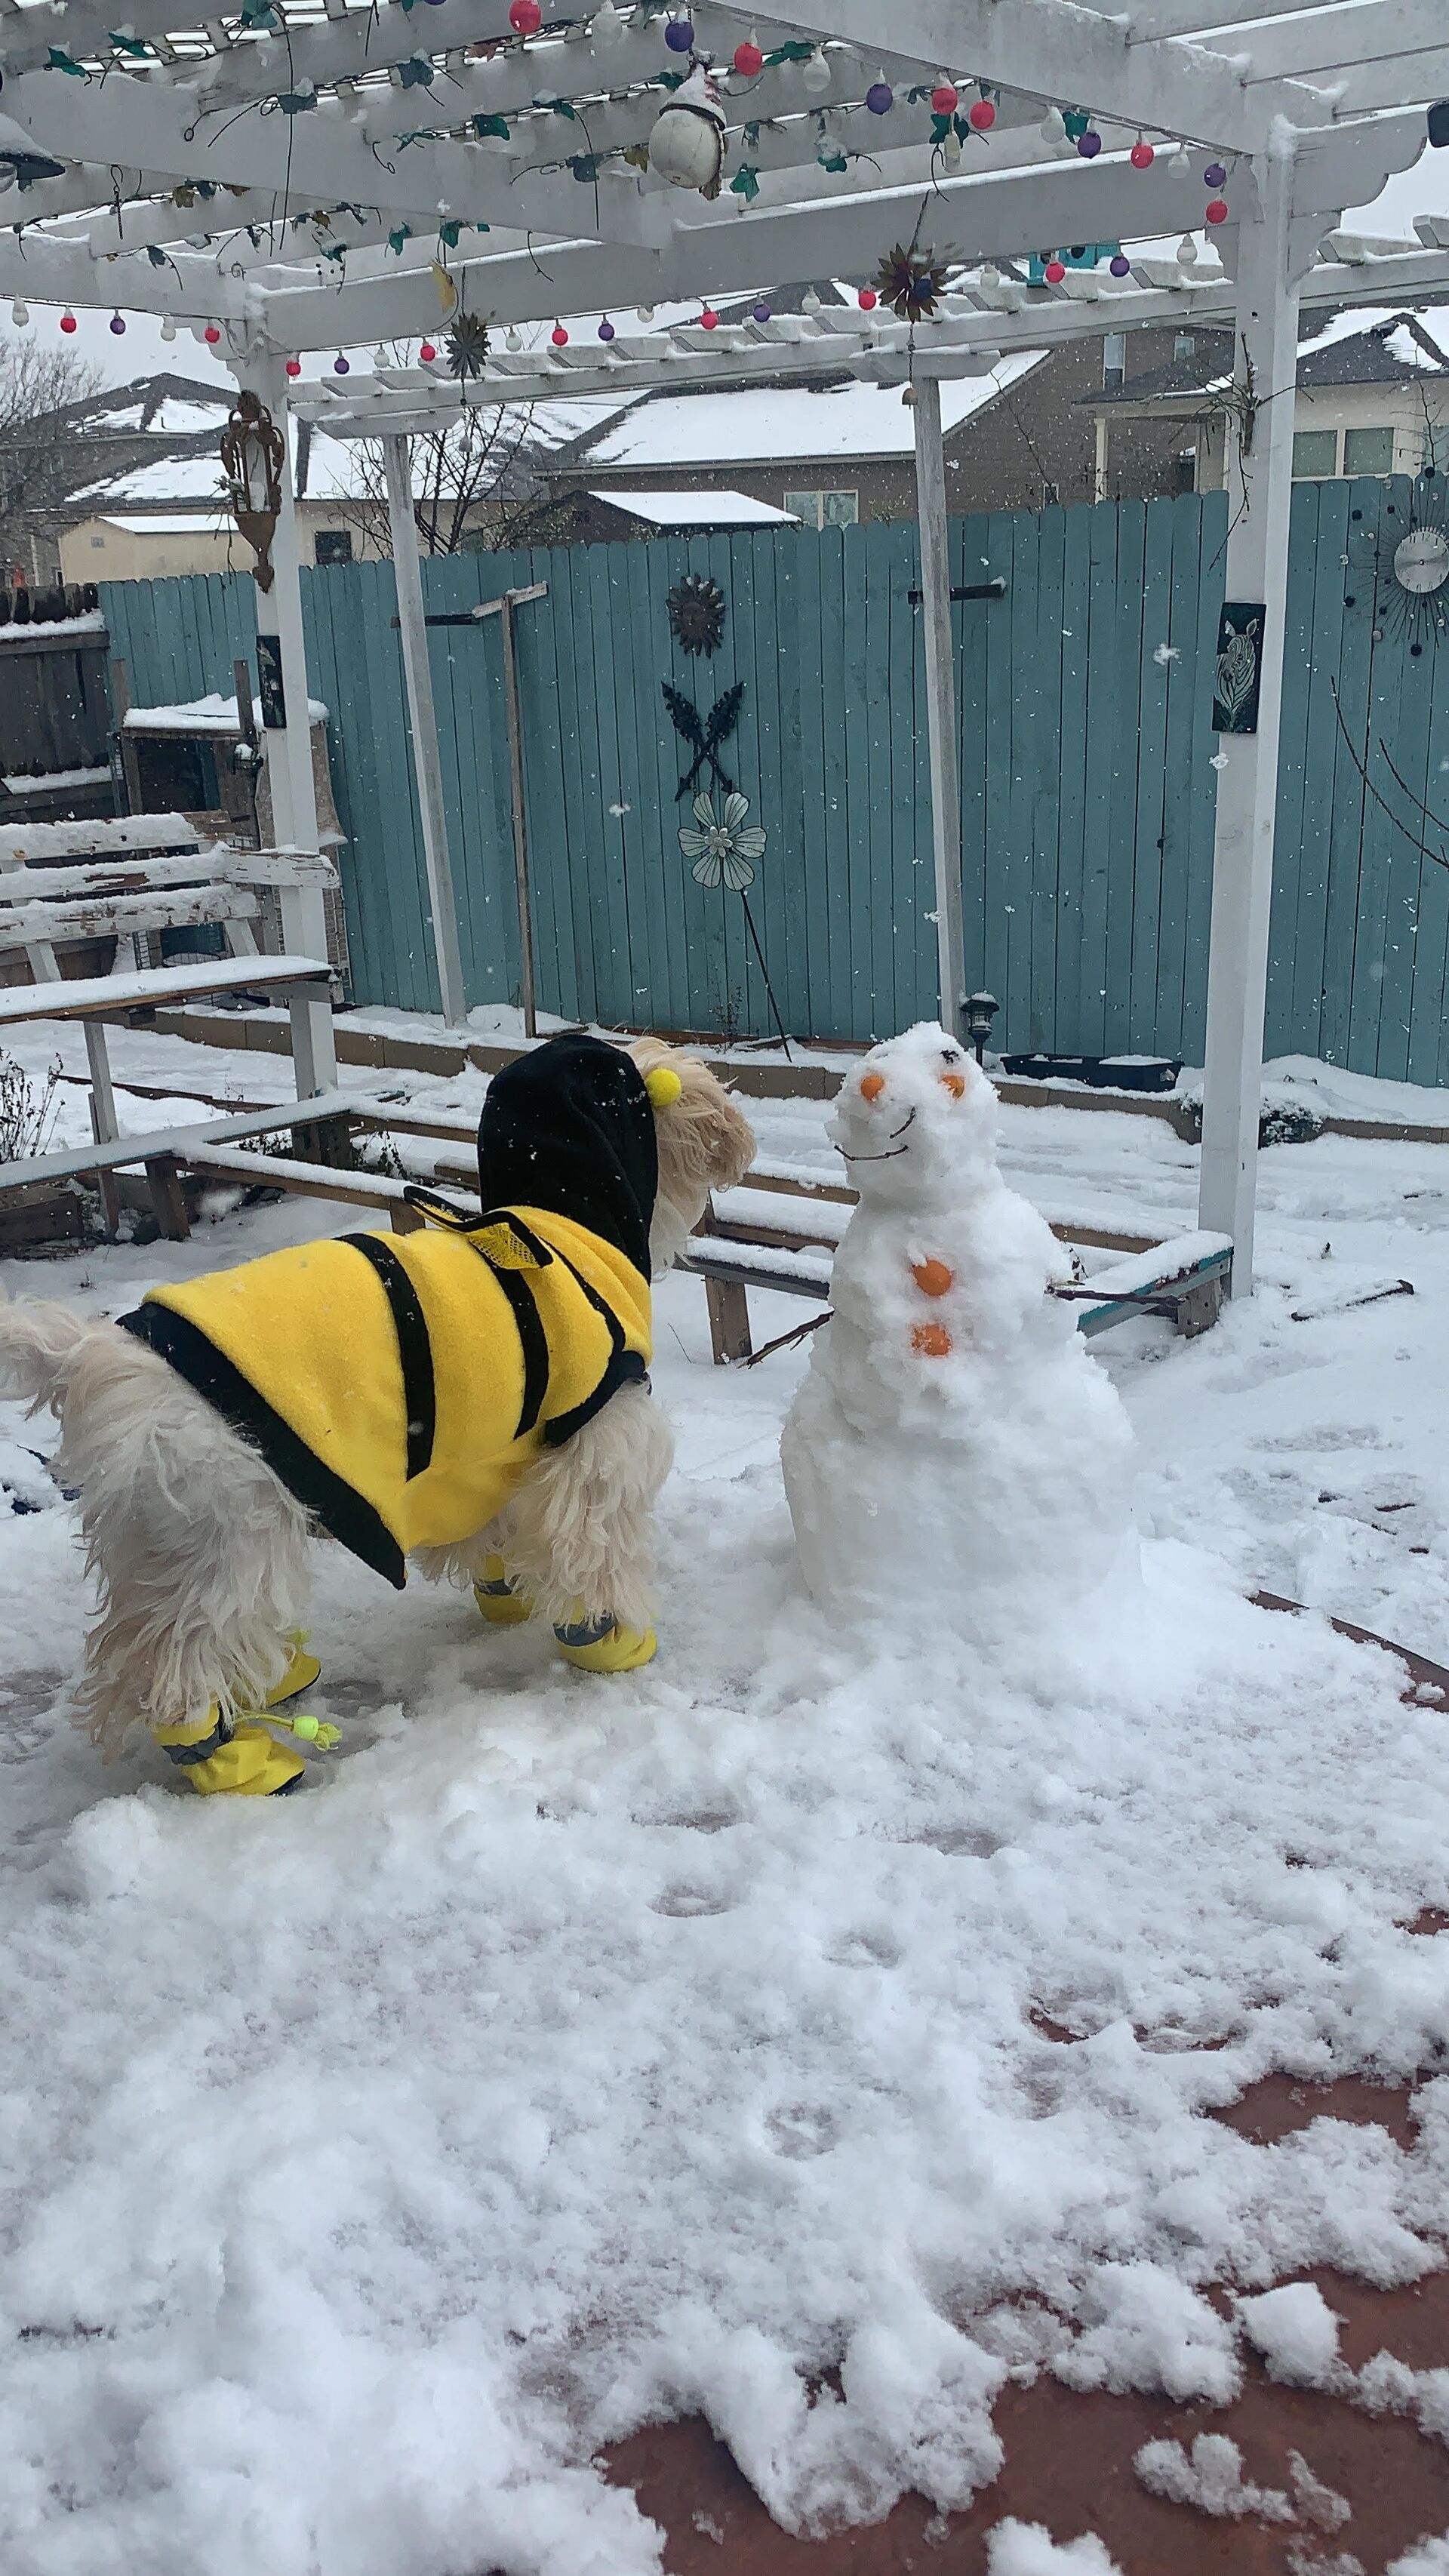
[0,815,340,1233]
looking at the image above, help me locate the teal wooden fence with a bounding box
[100,475,1449,1083]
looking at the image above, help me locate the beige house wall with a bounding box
[58,497,385,584]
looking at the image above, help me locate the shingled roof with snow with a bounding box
[1084,307,1449,409]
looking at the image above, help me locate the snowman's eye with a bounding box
[940,1047,961,1063]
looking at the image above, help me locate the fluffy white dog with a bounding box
[0,1033,753,1794]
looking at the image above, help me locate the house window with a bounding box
[1292,428,1338,479]
[90,533,106,549]
[1425,423,1449,472]
[1174,333,1195,361]
[1103,331,1126,389]
[1343,425,1394,476]
[783,490,858,529]
[314,529,354,567]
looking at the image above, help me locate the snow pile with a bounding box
[1389,2541,1449,2574]
[1236,2280,1343,2385]
[987,2522,1123,2573]
[1134,2433,1295,2522]
[782,1023,1134,1634]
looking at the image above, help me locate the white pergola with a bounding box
[2,0,1447,1283]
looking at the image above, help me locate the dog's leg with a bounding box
[498,1380,675,1670]
[411,1522,534,1627]
[33,1322,316,1786]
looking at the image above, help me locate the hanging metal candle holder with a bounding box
[220,387,285,592]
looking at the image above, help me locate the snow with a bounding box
[123,692,330,732]
[568,355,1047,469]
[100,513,233,537]
[2,768,111,796]
[1390,2542,1449,2574]
[588,488,799,528]
[1235,2280,1343,2385]
[987,2525,1122,2574]
[0,614,106,644]
[5,1014,1449,2565]
[781,1026,1134,1636]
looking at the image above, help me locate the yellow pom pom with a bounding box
[645,1066,683,1110]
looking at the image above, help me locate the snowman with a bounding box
[780,1023,1134,1636]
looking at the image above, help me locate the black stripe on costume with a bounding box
[117,1305,408,1590]
[540,1249,648,1448]
[475,1255,549,1439]
[341,1233,435,1481]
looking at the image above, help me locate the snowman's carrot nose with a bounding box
[860,1072,884,1100]
[939,1072,966,1098]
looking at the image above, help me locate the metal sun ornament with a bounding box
[667,570,728,657]
[679,790,768,891]
[872,238,952,324]
[445,309,492,378]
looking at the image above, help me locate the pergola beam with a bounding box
[658,0,1328,153]
[0,66,669,245]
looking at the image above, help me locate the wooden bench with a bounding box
[0,814,341,1233]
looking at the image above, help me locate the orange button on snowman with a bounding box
[849,1045,978,1359]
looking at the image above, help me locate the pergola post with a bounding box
[380,430,468,1033]
[912,372,967,1046]
[1196,154,1305,1289]
[235,350,337,1096]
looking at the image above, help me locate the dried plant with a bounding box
[0,1052,61,1164]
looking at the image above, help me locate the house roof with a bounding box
[589,488,798,528]
[547,353,1048,474]
[1084,306,1449,409]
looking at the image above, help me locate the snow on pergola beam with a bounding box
[0,66,674,247]
[246,112,1425,350]
[288,238,1449,435]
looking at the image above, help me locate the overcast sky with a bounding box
[20,137,1449,393]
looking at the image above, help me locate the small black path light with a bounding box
[964,992,1001,1066]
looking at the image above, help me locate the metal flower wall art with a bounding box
[678,789,768,889]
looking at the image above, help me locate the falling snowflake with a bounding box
[1153,642,1180,666]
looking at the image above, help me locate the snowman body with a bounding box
[780,1023,1134,1633]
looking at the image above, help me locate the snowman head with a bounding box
[829,1021,998,1205]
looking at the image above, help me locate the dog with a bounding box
[0,1033,754,1793]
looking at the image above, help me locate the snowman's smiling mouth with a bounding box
[840,1107,916,1163]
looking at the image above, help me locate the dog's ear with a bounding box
[624,1036,756,1199]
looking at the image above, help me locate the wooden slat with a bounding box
[0,953,329,1026]
[0,813,198,865]
[0,1084,358,1192]
[0,887,260,951]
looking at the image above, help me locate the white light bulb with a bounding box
[801,47,831,93]
[506,325,521,349]
[636,303,655,322]
[940,127,961,171]
[9,299,27,326]
[161,315,177,341]
[590,0,625,45]
[1177,232,1198,266]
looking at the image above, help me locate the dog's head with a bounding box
[626,1036,755,1278]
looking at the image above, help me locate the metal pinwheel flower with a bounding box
[679,790,767,890]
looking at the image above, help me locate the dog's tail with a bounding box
[0,1296,99,1416]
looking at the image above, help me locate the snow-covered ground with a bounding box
[3,1017,1449,2575]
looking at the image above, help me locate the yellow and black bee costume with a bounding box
[120,1035,663,1588]
[116,1038,672,1791]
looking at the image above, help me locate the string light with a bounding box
[930,76,958,114]
[857,286,877,309]
[333,351,350,373]
[732,33,762,76]
[865,73,892,114]
[589,0,625,45]
[508,0,541,31]
[9,300,28,327]
[699,306,718,329]
[1131,136,1155,169]
[751,300,771,322]
[598,315,615,340]
[160,316,177,343]
[419,339,438,361]
[1043,257,1066,284]
[968,93,995,131]
[285,355,302,376]
[60,312,78,333]
[663,13,694,50]
[109,311,126,334]
[551,321,569,344]
[205,322,222,343]
[1077,125,1102,156]
[801,48,832,94]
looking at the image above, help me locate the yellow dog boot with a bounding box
[266,1630,321,1706]
[153,1709,306,1796]
[552,1607,657,1673]
[475,1554,533,1627]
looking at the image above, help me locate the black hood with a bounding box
[475,1034,657,1282]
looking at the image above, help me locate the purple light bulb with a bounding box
[865,78,892,114]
